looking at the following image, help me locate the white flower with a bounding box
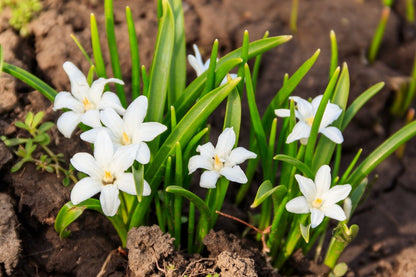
[70,130,151,216]
[285,165,351,228]
[275,95,343,145]
[80,95,167,164]
[188,127,257,189]
[187,44,237,85]
[53,61,125,138]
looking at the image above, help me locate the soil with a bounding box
[0,0,416,276]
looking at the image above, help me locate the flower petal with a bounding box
[199,170,221,189]
[100,108,124,138]
[100,184,120,216]
[133,122,167,142]
[70,177,102,205]
[90,77,124,104]
[290,96,313,120]
[220,165,248,183]
[115,173,136,195]
[274,108,290,118]
[215,127,236,156]
[188,155,212,174]
[57,111,82,138]
[94,130,114,168]
[81,109,101,128]
[112,144,138,172]
[323,184,352,206]
[310,208,325,228]
[70,152,102,179]
[63,61,88,100]
[311,95,323,112]
[319,126,344,144]
[135,142,150,164]
[322,204,346,222]
[100,92,125,115]
[314,165,331,197]
[80,127,101,144]
[227,147,257,166]
[320,103,342,128]
[295,174,316,202]
[53,91,83,112]
[124,95,148,130]
[286,196,310,214]
[196,142,215,157]
[286,121,311,144]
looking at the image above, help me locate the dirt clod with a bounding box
[216,251,257,277]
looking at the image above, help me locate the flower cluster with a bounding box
[54,62,166,216]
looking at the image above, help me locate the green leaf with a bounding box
[54,199,101,238]
[147,0,174,123]
[104,0,126,106]
[3,63,57,101]
[70,34,93,66]
[250,181,287,208]
[133,164,145,202]
[349,178,367,214]
[126,6,141,99]
[31,111,44,129]
[38,122,55,133]
[1,137,27,147]
[202,39,218,97]
[329,30,338,80]
[223,88,241,140]
[90,14,107,79]
[14,121,28,131]
[300,223,311,243]
[165,185,211,226]
[24,111,34,127]
[274,154,314,178]
[168,0,186,103]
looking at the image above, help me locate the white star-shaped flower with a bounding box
[80,95,167,164]
[285,165,351,228]
[188,127,257,189]
[275,95,343,145]
[53,61,125,138]
[187,44,237,85]
[70,130,151,216]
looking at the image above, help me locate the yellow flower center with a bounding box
[102,170,114,185]
[121,132,131,145]
[82,97,95,110]
[213,154,224,171]
[312,198,323,208]
[305,116,314,126]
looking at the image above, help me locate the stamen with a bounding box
[312,198,323,208]
[305,116,314,126]
[213,154,223,171]
[103,170,114,185]
[82,97,94,110]
[121,132,131,145]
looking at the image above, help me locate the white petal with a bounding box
[319,126,344,144]
[112,144,138,172]
[63,61,88,100]
[94,130,114,167]
[295,174,316,202]
[81,109,101,128]
[100,108,124,138]
[133,122,167,142]
[274,109,290,118]
[320,103,342,128]
[53,91,83,112]
[215,127,236,156]
[314,165,331,197]
[142,179,151,196]
[285,196,310,214]
[124,95,148,130]
[90,77,124,104]
[227,147,257,166]
[196,142,215,157]
[100,92,125,115]
[311,95,323,112]
[322,204,346,222]
[220,166,248,183]
[310,208,325,228]
[115,173,136,195]
[100,185,120,216]
[199,170,221,189]
[57,111,82,138]
[70,152,102,179]
[135,142,150,164]
[70,177,102,205]
[323,184,352,206]
[291,96,313,119]
[286,121,311,144]
[188,155,213,174]
[80,128,101,144]
[188,55,205,76]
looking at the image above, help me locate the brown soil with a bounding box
[0,0,415,276]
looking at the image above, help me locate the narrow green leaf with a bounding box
[147,0,174,123]
[133,164,145,202]
[126,6,141,99]
[105,0,126,106]
[87,65,95,86]
[202,39,218,97]
[168,0,186,103]
[32,111,44,129]
[329,30,338,80]
[368,7,390,63]
[342,82,384,130]
[70,34,93,66]
[349,178,367,214]
[3,63,57,101]
[183,127,209,161]
[250,181,287,208]
[236,30,249,93]
[90,14,107,78]
[141,65,149,96]
[223,88,241,141]
[252,31,269,89]
[300,223,311,243]
[25,112,34,127]
[274,154,314,178]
